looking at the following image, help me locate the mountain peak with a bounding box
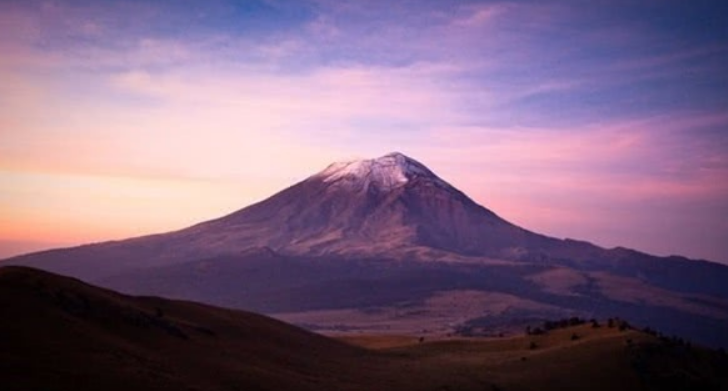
[314,152,447,191]
[381,151,409,159]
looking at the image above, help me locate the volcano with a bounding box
[5,152,593,276]
[182,152,565,260]
[4,152,728,347]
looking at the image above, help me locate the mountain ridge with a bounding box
[4,152,713,268]
[3,153,728,348]
[3,152,555,273]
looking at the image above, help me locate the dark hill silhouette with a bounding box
[0,266,473,391]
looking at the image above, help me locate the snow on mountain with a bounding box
[315,152,449,191]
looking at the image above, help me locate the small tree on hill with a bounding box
[569,317,583,326]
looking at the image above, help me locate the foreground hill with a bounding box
[4,153,728,348]
[2,267,726,391]
[0,266,487,391]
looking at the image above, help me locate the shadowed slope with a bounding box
[0,266,496,391]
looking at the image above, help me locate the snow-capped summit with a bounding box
[315,152,448,191]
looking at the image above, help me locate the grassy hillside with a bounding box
[340,324,728,391]
[2,266,726,391]
[0,266,492,391]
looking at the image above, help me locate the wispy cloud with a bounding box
[427,113,728,198]
[450,3,506,28]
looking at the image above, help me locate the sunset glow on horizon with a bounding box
[1,0,727,263]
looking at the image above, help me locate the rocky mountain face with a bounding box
[188,152,563,259]
[4,153,728,347]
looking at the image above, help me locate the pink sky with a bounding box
[1,1,727,263]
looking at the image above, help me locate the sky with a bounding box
[1,0,727,264]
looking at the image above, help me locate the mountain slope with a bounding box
[0,154,547,270]
[1,153,603,279]
[0,266,491,391]
[205,152,554,257]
